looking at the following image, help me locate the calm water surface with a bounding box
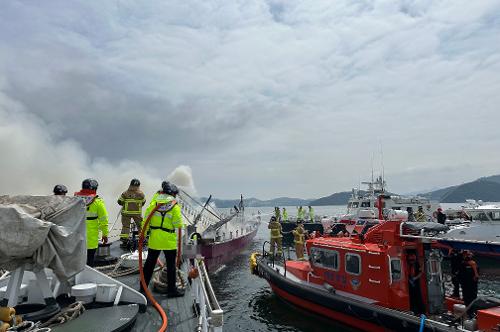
[211,205,500,332]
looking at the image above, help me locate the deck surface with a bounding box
[110,243,198,332]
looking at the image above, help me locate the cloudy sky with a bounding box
[1,0,500,202]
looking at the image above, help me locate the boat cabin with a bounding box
[306,220,442,312]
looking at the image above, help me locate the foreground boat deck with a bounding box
[111,243,198,332]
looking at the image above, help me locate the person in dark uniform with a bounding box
[407,252,425,315]
[450,249,463,298]
[459,250,479,316]
[436,208,447,224]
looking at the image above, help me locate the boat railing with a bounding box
[192,256,223,332]
[261,241,287,277]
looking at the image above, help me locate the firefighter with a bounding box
[460,250,479,316]
[292,220,306,260]
[282,207,288,222]
[117,178,146,247]
[415,206,426,222]
[297,206,305,221]
[308,205,315,222]
[268,216,282,256]
[53,184,68,196]
[141,181,184,297]
[74,179,108,267]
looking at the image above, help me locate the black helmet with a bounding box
[130,178,140,186]
[53,184,68,195]
[82,178,98,190]
[270,216,277,222]
[161,181,179,196]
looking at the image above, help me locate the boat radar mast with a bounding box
[361,175,386,195]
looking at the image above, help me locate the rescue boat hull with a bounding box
[256,259,450,332]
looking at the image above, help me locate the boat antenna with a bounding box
[379,142,385,191]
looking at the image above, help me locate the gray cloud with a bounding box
[1,0,500,199]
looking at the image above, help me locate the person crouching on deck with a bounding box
[141,181,185,297]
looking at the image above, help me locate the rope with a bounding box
[7,321,51,332]
[39,302,85,328]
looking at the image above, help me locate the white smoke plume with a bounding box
[0,88,196,237]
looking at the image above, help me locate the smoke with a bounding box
[0,87,197,237]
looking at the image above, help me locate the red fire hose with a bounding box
[138,205,168,332]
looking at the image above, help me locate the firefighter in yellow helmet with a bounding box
[117,178,146,247]
[293,220,307,260]
[415,206,427,222]
[141,181,185,297]
[74,179,108,267]
[268,216,282,256]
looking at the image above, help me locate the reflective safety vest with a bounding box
[282,210,288,221]
[143,192,184,250]
[293,226,306,245]
[268,221,282,239]
[309,208,314,220]
[75,192,109,250]
[297,208,305,220]
[118,187,145,216]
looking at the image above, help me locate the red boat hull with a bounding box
[201,228,258,271]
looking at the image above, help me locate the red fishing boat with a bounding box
[252,196,500,332]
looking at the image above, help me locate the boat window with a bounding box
[310,248,339,271]
[347,202,352,208]
[351,202,359,208]
[345,253,361,275]
[356,220,366,226]
[488,211,500,221]
[475,212,489,221]
[390,258,402,281]
[361,201,370,207]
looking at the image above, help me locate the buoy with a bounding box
[0,322,10,332]
[0,307,12,322]
[188,268,199,279]
[249,252,260,274]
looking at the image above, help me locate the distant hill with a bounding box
[207,197,311,208]
[422,174,500,202]
[308,191,354,206]
[206,173,500,207]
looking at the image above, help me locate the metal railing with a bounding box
[192,257,223,332]
[261,241,287,277]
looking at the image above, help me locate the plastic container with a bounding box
[95,284,118,303]
[453,303,466,317]
[71,283,97,304]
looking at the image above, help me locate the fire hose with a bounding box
[138,205,168,332]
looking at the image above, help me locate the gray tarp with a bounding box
[0,195,86,280]
[403,222,449,232]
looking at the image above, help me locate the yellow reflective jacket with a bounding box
[282,210,288,221]
[75,192,109,249]
[142,192,183,250]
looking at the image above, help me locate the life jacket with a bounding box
[269,222,282,239]
[293,226,305,244]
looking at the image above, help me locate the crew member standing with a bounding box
[53,184,68,196]
[74,179,109,267]
[415,206,426,222]
[450,249,463,298]
[297,206,305,221]
[282,208,288,222]
[274,207,282,222]
[460,251,479,316]
[268,216,282,256]
[436,208,447,224]
[117,178,146,247]
[308,206,315,222]
[141,181,184,297]
[292,220,306,260]
[407,252,425,315]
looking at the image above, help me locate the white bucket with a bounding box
[71,283,97,304]
[95,284,118,303]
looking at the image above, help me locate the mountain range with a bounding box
[208,174,500,208]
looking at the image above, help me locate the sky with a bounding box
[1,0,500,202]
